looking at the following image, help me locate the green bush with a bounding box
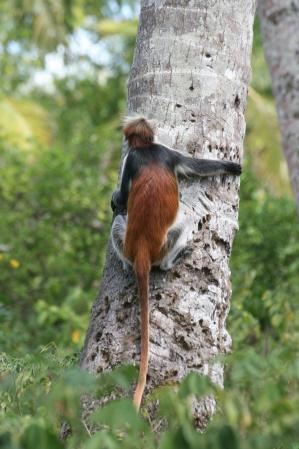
[0,131,119,353]
[1,153,299,448]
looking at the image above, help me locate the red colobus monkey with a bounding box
[111,117,241,410]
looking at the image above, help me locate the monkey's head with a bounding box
[123,116,155,149]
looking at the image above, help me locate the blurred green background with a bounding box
[0,2,299,448]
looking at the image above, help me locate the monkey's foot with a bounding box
[172,245,193,265]
[160,245,193,270]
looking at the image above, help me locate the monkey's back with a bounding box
[124,164,179,266]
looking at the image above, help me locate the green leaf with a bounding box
[93,19,138,37]
[21,425,64,449]
[218,425,240,449]
[179,373,213,399]
[160,428,195,449]
[96,365,138,397]
[90,399,147,432]
[0,432,21,449]
[0,97,52,150]
[83,431,119,449]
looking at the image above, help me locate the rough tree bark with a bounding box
[81,0,256,427]
[259,0,299,215]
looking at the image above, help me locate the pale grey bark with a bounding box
[81,0,256,428]
[259,0,299,214]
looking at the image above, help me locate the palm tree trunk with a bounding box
[259,0,299,215]
[81,0,256,427]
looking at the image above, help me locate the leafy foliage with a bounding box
[0,3,299,449]
[1,137,299,448]
[0,131,119,352]
[0,97,52,149]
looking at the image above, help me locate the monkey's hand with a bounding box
[225,161,242,176]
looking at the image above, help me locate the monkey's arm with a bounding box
[111,189,126,214]
[111,153,134,213]
[171,150,241,177]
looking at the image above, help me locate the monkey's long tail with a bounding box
[133,250,150,411]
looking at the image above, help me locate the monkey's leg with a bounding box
[159,224,192,271]
[111,215,130,270]
[159,204,194,271]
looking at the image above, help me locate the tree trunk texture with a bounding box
[81,0,256,428]
[259,0,299,215]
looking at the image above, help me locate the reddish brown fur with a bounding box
[124,164,179,264]
[124,164,179,410]
[123,117,154,149]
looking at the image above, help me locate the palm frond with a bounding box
[0,96,53,150]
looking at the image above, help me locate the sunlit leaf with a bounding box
[94,19,138,37]
[0,97,52,150]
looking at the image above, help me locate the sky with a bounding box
[30,2,138,92]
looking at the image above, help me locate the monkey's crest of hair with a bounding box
[123,115,155,149]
